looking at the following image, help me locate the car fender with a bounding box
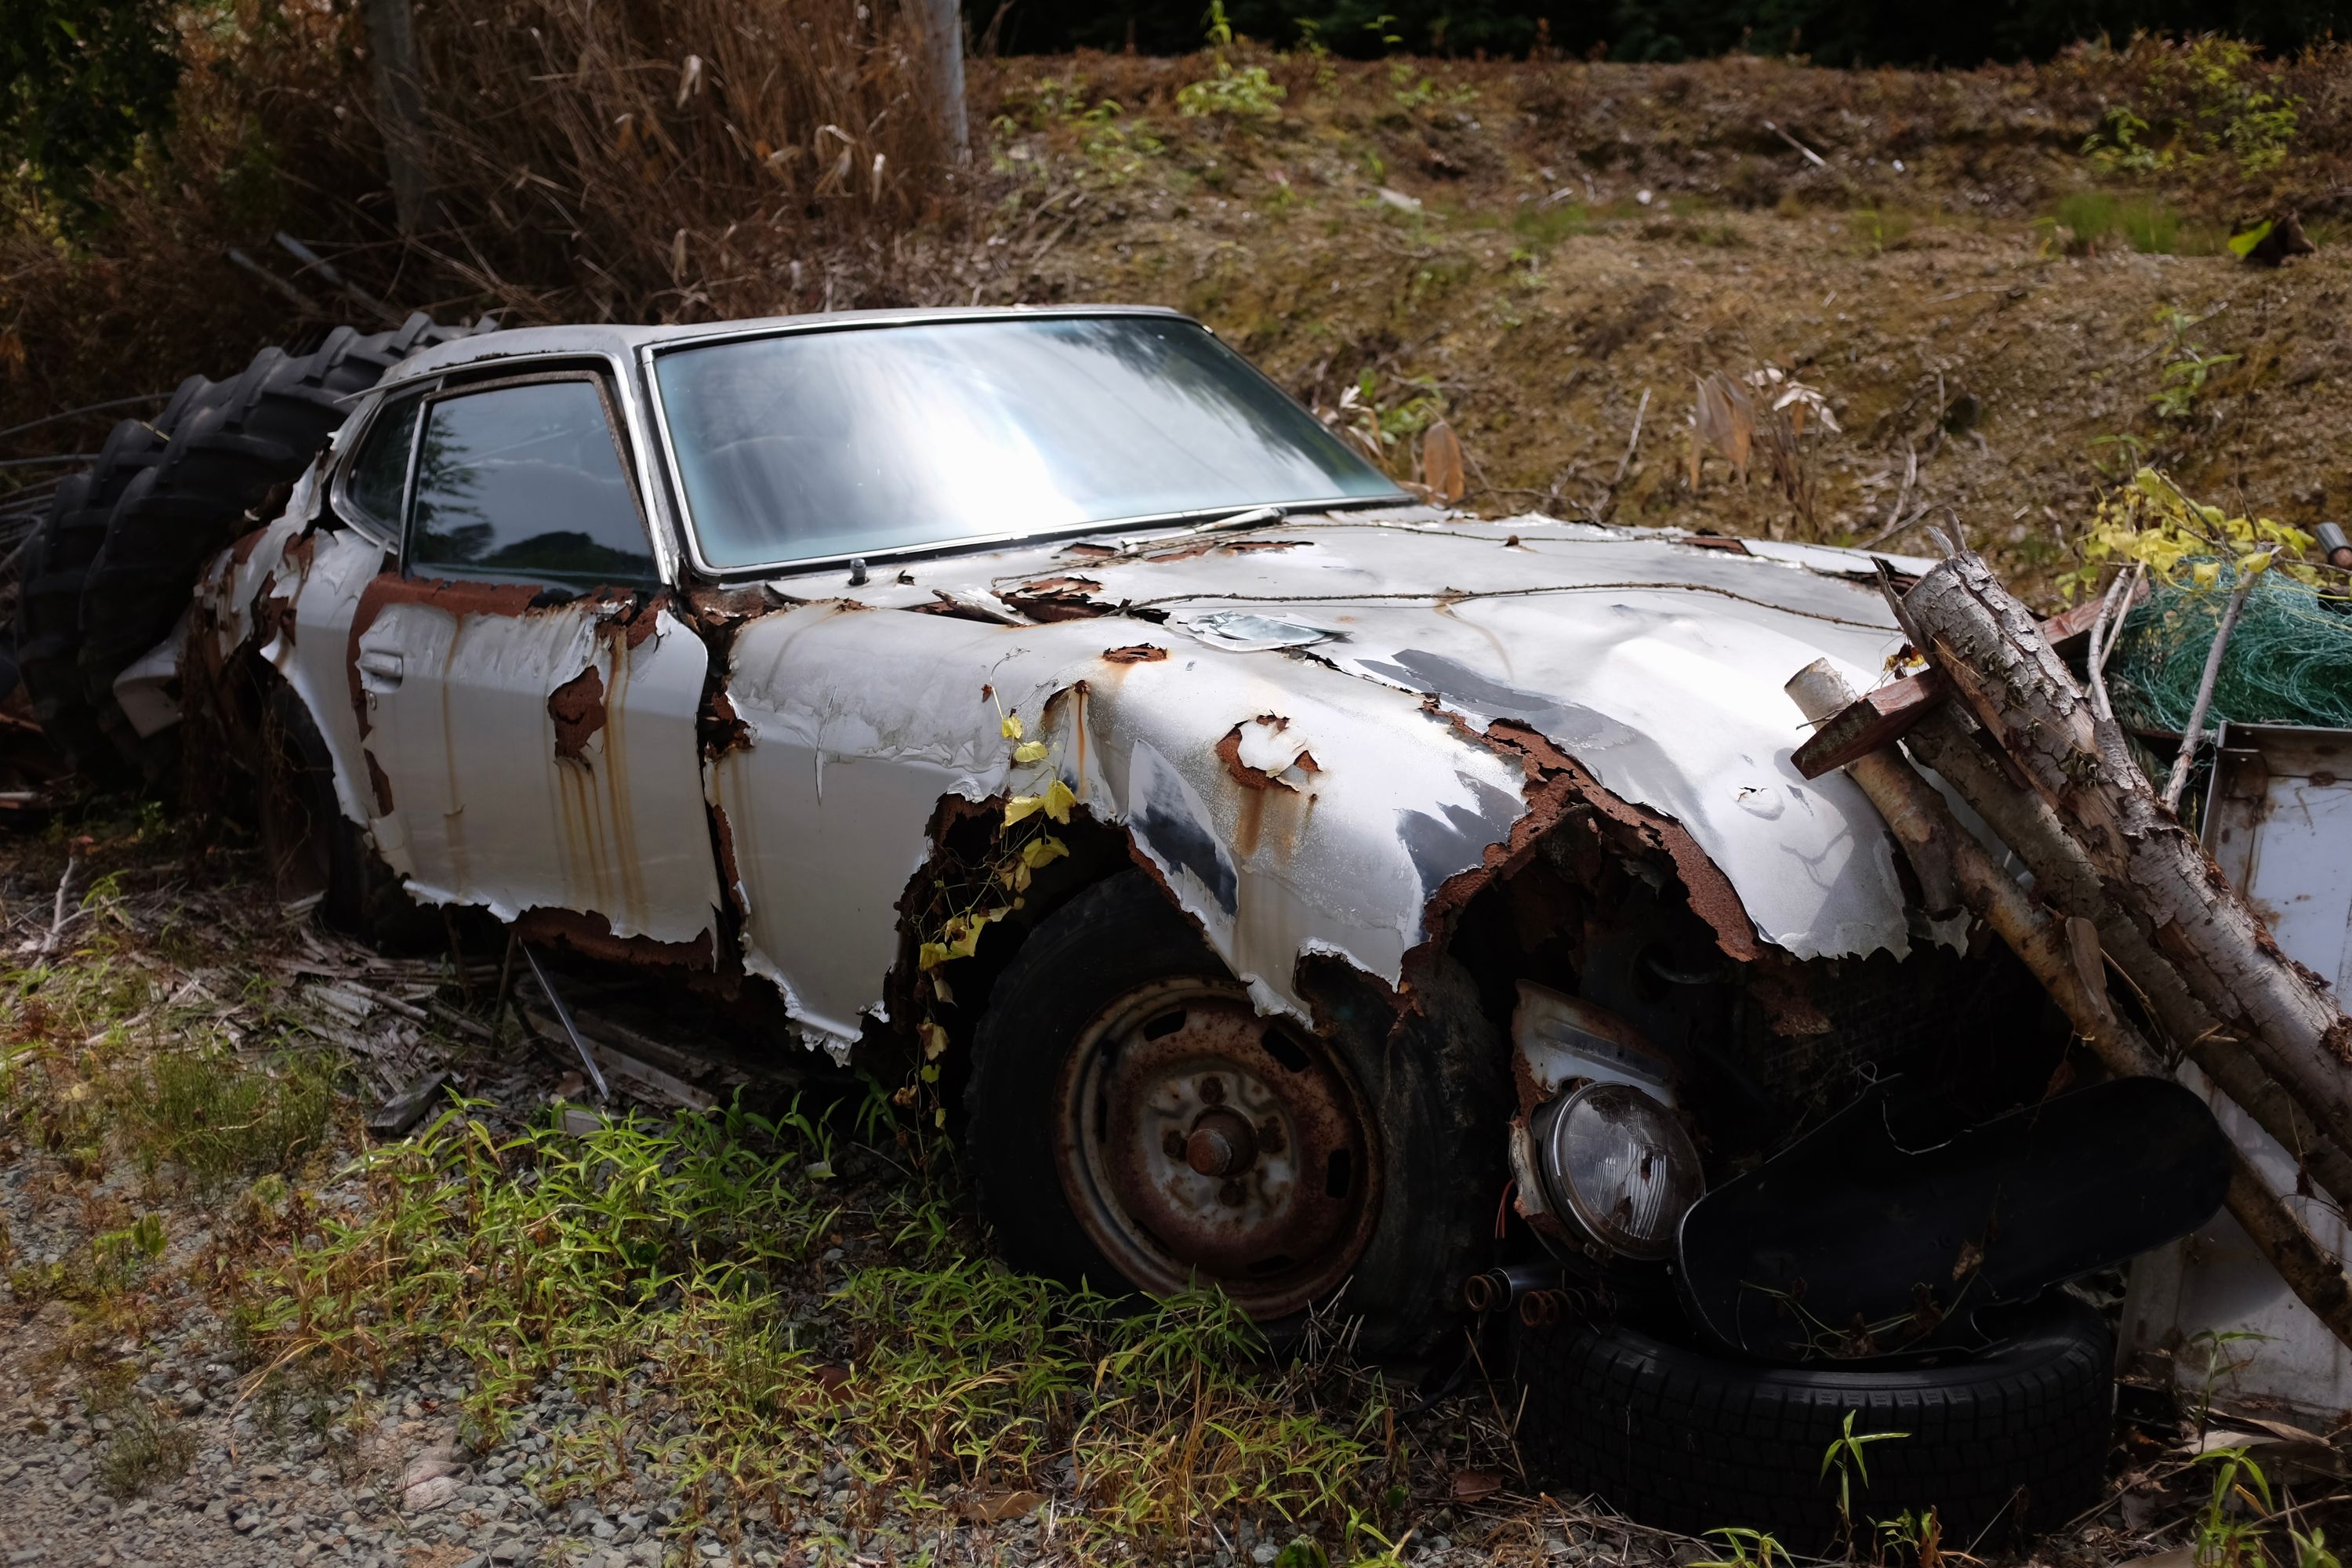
[710,600,1540,1045]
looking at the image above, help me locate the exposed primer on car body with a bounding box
[198,503,1923,1054]
[169,307,1946,1065]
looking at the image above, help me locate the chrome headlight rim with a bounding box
[1532,1080,1704,1263]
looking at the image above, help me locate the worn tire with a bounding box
[967,869,1506,1357]
[1513,1292,2114,1552]
[12,376,213,772]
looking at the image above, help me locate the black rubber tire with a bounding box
[76,314,477,739]
[967,869,1507,1357]
[12,376,213,772]
[1512,1292,2114,1552]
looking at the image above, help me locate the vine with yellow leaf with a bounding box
[901,698,1077,1127]
[2058,468,2314,601]
[2059,468,2352,738]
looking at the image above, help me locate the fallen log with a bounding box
[1903,551,2352,1159]
[1787,660,2352,1350]
[1904,707,2352,1213]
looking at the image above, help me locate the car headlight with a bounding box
[1530,1081,1704,1261]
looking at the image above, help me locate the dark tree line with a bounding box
[991,0,2348,63]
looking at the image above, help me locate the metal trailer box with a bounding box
[2122,723,2352,1419]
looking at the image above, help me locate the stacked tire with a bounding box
[12,312,481,778]
[1512,1292,2114,1552]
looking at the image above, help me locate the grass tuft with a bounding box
[99,1403,198,1497]
[235,1100,1394,1541]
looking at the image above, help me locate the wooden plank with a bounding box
[1791,668,1949,779]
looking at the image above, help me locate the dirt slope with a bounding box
[966,46,2352,600]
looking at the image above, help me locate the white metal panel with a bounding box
[359,598,720,946]
[2125,724,2352,1420]
[713,603,1530,1047]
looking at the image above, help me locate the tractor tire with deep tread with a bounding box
[13,376,213,771]
[1512,1292,2114,1551]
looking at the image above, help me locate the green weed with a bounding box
[1512,201,1594,249]
[1876,1507,1945,1568]
[1178,4,1285,125]
[126,1049,336,1191]
[1847,208,1915,253]
[2082,36,2299,174]
[1821,1411,1907,1548]
[2293,1526,2342,1568]
[99,1403,198,1497]
[1694,1525,1790,1568]
[2048,191,2218,256]
[238,1099,1392,1541]
[2149,304,2239,420]
[2195,1446,2274,1568]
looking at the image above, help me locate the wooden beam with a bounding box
[1791,669,1947,779]
[1790,580,2151,781]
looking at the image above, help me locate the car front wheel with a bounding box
[967,870,1504,1356]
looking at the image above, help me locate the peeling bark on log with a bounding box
[1788,661,2352,1352]
[1906,708,2352,1214]
[1904,552,2352,1145]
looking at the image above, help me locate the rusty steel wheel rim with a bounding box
[1053,976,1378,1318]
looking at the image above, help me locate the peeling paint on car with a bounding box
[352,584,722,949]
[185,315,1955,1069]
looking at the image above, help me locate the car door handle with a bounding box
[357,648,404,690]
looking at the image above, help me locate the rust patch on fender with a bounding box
[1102,644,1168,664]
[1410,713,1760,971]
[1004,575,1109,622]
[516,906,715,971]
[548,666,608,763]
[1214,717,1322,792]
[346,575,545,739]
[1486,718,1759,962]
[699,691,753,760]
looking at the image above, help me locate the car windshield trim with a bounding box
[640,312,1410,579]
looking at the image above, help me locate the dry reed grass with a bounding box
[0,0,972,447]
[395,0,964,323]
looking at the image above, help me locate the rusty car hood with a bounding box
[764,511,1929,982]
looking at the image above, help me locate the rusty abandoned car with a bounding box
[13,307,2234,1544]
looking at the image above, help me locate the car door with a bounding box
[350,369,724,959]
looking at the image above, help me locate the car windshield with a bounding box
[652,314,1405,570]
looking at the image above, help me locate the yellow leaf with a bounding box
[935,1107,947,1127]
[931,971,954,1005]
[947,926,983,960]
[1004,794,1044,826]
[2193,561,2221,590]
[919,1063,939,1083]
[1044,779,1076,824]
[917,941,949,971]
[1012,741,1049,764]
[1020,836,1069,870]
[2238,550,2272,575]
[1001,712,1025,741]
[920,1021,949,1060]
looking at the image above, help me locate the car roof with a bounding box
[381,303,1198,388]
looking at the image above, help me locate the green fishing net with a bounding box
[2108,564,2352,734]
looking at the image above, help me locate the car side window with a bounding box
[344,392,420,534]
[406,378,658,585]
